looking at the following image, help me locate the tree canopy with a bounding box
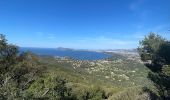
[138,32,170,99]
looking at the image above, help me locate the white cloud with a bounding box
[129,0,149,23]
[47,33,56,39]
[131,32,146,39]
[69,36,138,49]
[32,30,170,49]
[36,32,44,36]
[35,32,57,39]
[129,0,145,11]
[150,24,170,32]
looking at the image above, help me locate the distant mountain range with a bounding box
[56,47,75,51]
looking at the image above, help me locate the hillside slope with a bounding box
[35,52,153,99]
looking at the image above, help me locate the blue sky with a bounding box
[0,0,170,49]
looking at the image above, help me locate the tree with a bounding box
[158,42,170,64]
[0,34,18,74]
[138,33,166,64]
[138,32,170,99]
[0,34,44,99]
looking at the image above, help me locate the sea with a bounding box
[20,47,111,60]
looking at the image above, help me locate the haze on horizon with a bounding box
[0,0,170,49]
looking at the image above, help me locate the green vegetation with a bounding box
[0,34,45,99]
[138,32,170,99]
[1,33,170,100]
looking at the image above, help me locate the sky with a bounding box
[0,0,170,50]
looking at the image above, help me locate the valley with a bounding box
[34,50,153,99]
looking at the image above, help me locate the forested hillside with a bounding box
[138,33,170,100]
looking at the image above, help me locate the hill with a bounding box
[0,34,154,99]
[34,51,153,99]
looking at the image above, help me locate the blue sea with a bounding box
[20,47,111,60]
